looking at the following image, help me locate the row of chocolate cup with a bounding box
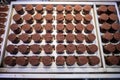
[10,23,95,34]
[14,4,92,15]
[0,5,9,53]
[8,33,96,44]
[13,13,93,24]
[4,56,100,66]
[6,44,98,55]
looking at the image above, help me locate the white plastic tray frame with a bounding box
[4,2,101,68]
[0,1,105,73]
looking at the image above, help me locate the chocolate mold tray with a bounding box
[0,2,104,73]
[94,2,120,72]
